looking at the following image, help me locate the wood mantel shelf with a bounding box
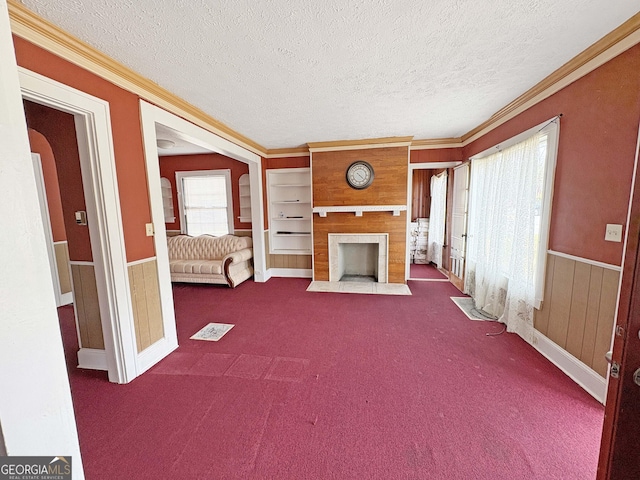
[312,205,407,217]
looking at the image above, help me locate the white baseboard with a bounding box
[258,269,271,282]
[268,268,312,278]
[59,292,73,306]
[533,331,607,404]
[77,348,108,371]
[136,338,178,376]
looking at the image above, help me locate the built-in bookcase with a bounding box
[238,173,251,223]
[266,168,312,254]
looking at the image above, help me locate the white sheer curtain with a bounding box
[427,172,447,269]
[465,131,551,341]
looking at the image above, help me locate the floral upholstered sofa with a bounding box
[167,234,253,287]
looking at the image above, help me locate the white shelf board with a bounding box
[313,205,407,217]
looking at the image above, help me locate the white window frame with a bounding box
[175,169,234,236]
[469,117,560,308]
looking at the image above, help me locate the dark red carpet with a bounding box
[409,263,448,279]
[59,278,603,479]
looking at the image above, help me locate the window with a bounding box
[176,169,233,237]
[465,118,559,340]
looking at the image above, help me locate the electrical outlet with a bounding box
[605,224,622,242]
[145,223,154,237]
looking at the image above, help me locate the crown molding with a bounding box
[308,136,414,153]
[7,0,268,157]
[263,147,310,158]
[410,138,463,150]
[460,11,640,146]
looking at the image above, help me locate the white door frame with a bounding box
[140,100,267,296]
[139,101,265,359]
[407,161,461,279]
[20,67,138,384]
[30,152,72,307]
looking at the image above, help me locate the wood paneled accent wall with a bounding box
[128,259,164,353]
[54,241,72,294]
[70,263,104,350]
[535,253,620,377]
[312,146,408,283]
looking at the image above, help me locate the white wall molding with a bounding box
[77,348,108,371]
[268,268,312,278]
[547,250,622,271]
[533,330,607,404]
[409,161,462,170]
[136,338,178,376]
[126,256,157,267]
[60,292,73,305]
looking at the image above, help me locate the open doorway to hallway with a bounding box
[408,165,454,282]
[24,99,108,374]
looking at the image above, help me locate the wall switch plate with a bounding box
[74,210,87,225]
[145,223,154,237]
[605,224,623,242]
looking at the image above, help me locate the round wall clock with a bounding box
[346,161,375,189]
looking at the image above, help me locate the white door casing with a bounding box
[407,161,462,279]
[0,4,84,473]
[31,152,66,307]
[20,67,138,384]
[450,162,470,291]
[139,101,265,371]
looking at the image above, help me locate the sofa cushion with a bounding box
[169,260,223,275]
[167,234,253,261]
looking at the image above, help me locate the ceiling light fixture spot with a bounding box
[156,139,176,149]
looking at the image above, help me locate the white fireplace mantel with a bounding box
[313,205,407,217]
[329,233,389,283]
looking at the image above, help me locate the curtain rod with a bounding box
[538,113,563,132]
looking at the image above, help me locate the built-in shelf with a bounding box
[238,174,251,224]
[313,205,407,217]
[160,177,175,223]
[267,168,312,255]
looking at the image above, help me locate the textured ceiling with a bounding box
[20,0,640,150]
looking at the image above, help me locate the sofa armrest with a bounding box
[223,248,253,265]
[223,248,253,288]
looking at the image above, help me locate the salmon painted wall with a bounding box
[27,128,66,243]
[261,156,310,230]
[463,44,640,266]
[410,147,463,163]
[158,153,250,232]
[24,102,92,261]
[13,36,153,262]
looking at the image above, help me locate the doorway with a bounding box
[24,99,108,373]
[20,67,137,384]
[139,102,266,341]
[30,151,73,307]
[407,161,460,282]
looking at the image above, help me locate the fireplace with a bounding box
[328,234,388,283]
